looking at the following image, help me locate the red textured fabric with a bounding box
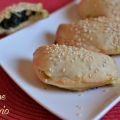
[0,0,120,120]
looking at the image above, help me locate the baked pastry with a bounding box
[33,44,118,91]
[55,17,120,55]
[0,2,48,34]
[77,0,120,19]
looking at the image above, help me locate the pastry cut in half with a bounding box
[55,17,120,55]
[33,45,118,91]
[0,2,48,34]
[77,0,120,19]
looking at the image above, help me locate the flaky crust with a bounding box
[55,17,120,55]
[78,0,120,19]
[33,45,118,91]
[0,2,48,34]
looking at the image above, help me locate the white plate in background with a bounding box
[0,2,120,120]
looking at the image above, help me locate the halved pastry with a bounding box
[77,0,120,19]
[55,17,120,55]
[0,2,48,34]
[33,45,118,91]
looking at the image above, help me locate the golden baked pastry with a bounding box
[55,17,120,55]
[77,0,120,19]
[0,2,48,34]
[33,45,118,91]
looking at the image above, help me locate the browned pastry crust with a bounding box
[55,17,120,55]
[0,2,48,34]
[78,0,120,19]
[33,44,118,91]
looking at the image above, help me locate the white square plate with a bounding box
[0,2,120,120]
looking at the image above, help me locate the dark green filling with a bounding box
[0,10,36,29]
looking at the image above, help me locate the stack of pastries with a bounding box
[33,0,120,91]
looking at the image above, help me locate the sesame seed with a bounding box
[76,75,81,79]
[95,68,99,73]
[44,79,48,83]
[89,74,92,78]
[71,59,74,63]
[49,68,52,72]
[62,68,66,73]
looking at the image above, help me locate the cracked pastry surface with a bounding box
[55,17,120,55]
[0,2,48,34]
[78,0,120,19]
[33,45,118,91]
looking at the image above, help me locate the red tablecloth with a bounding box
[0,0,120,120]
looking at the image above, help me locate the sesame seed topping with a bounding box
[62,17,119,54]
